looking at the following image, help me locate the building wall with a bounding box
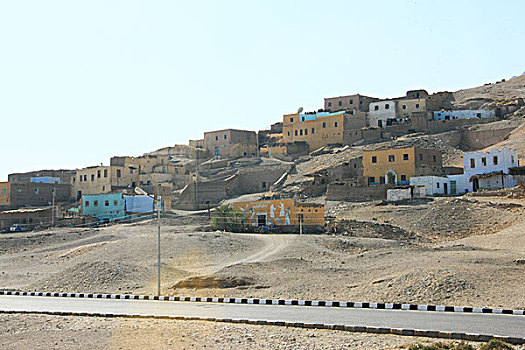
[81,193,125,222]
[8,170,74,185]
[363,147,417,185]
[396,98,427,118]
[203,129,257,159]
[326,181,389,201]
[410,176,451,195]
[368,100,398,127]
[0,182,10,206]
[324,94,378,112]
[433,110,495,121]
[9,183,71,208]
[233,199,325,227]
[72,166,112,199]
[463,148,518,179]
[363,147,442,186]
[0,207,55,230]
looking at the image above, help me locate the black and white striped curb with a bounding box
[2,291,524,316]
[0,309,523,345]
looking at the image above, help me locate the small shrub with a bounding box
[211,205,245,232]
[479,340,513,350]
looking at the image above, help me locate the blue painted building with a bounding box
[298,111,345,122]
[433,110,495,121]
[81,193,125,222]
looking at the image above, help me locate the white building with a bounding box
[367,100,397,128]
[410,148,519,194]
[410,176,452,195]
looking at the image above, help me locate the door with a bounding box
[450,181,457,195]
[473,178,479,192]
[443,183,448,195]
[257,214,266,227]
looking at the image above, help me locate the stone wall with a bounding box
[326,181,389,201]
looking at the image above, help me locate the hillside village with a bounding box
[1,75,525,231]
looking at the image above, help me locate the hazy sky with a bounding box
[1,0,524,181]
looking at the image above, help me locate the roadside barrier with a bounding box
[0,308,523,345]
[1,290,523,316]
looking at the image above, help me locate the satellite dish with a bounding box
[134,187,148,196]
[297,107,303,113]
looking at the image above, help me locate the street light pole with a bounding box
[51,188,56,227]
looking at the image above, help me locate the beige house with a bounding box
[324,94,378,112]
[203,129,257,159]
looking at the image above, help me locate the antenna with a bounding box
[297,107,303,113]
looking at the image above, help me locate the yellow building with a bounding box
[0,182,10,206]
[282,111,366,151]
[362,146,442,185]
[233,199,325,231]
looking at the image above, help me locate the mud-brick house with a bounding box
[0,206,59,231]
[233,199,325,233]
[362,145,443,186]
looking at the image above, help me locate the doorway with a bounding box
[473,178,479,192]
[257,214,266,227]
[443,183,448,195]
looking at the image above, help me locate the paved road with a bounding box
[1,295,523,338]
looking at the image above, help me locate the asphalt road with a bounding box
[0,295,523,338]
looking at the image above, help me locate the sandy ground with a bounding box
[0,195,524,348]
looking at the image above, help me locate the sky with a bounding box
[1,0,524,181]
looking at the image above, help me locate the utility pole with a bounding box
[194,152,199,210]
[157,194,161,296]
[51,188,56,227]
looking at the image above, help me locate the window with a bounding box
[402,105,406,110]
[299,130,303,136]
[403,153,409,160]
[301,116,305,121]
[379,176,385,184]
[114,200,118,206]
[94,200,98,207]
[419,153,423,161]
[84,175,87,181]
[116,169,121,178]
[290,117,294,122]
[433,155,437,162]
[287,131,290,136]
[311,128,315,134]
[476,113,482,118]
[389,155,395,162]
[79,176,83,182]
[91,174,95,181]
[385,104,390,109]
[322,122,326,128]
[482,157,487,166]
[105,200,109,207]
[334,122,338,127]
[372,156,377,163]
[85,201,90,207]
[262,182,267,188]
[130,169,134,174]
[97,170,101,178]
[295,130,298,136]
[416,104,420,109]
[327,103,331,108]
[224,134,227,139]
[369,176,375,183]
[437,182,440,188]
[400,175,407,181]
[470,158,475,168]
[349,99,353,104]
[374,105,379,111]
[511,155,515,164]
[215,136,218,141]
[34,188,39,195]
[104,169,108,178]
[304,129,308,135]
[493,156,498,165]
[2,189,5,194]
[338,101,342,106]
